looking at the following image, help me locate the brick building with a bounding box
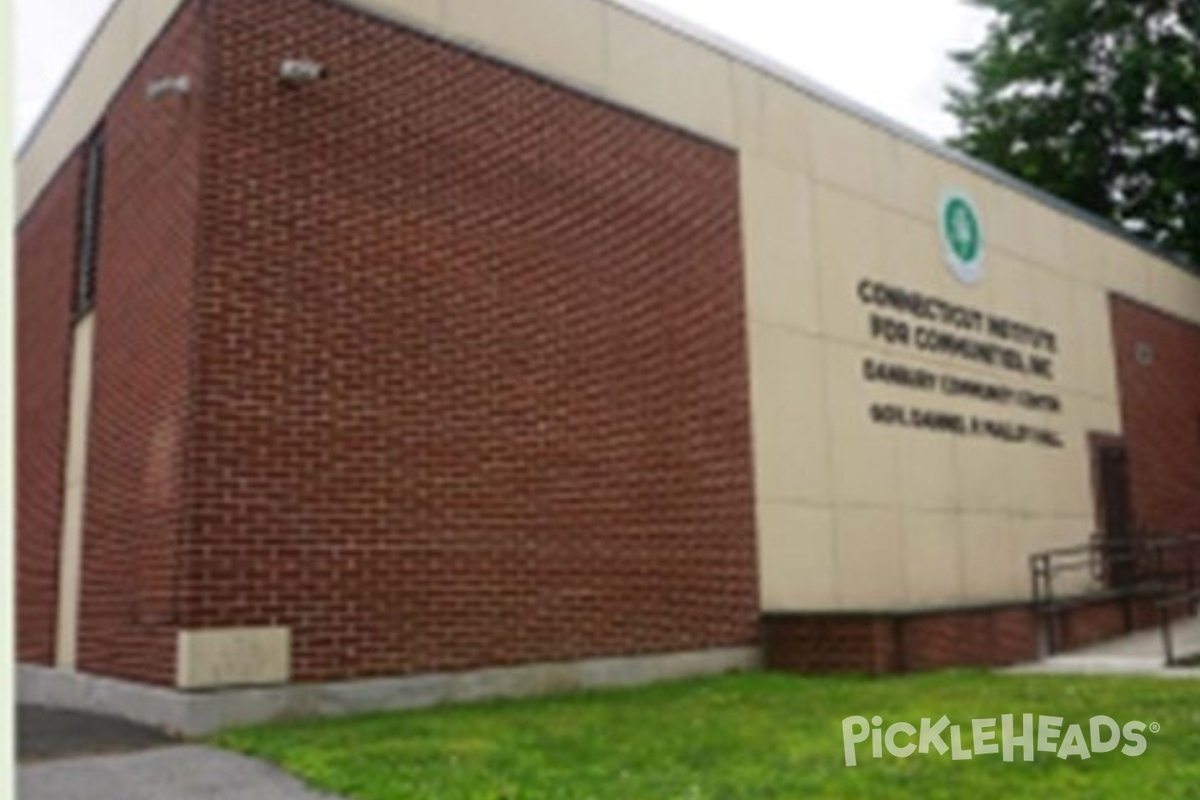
[16,0,1200,732]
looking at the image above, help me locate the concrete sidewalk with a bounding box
[18,705,343,800]
[19,746,343,800]
[1007,616,1200,677]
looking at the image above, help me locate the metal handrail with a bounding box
[1030,531,1200,658]
[1158,589,1200,666]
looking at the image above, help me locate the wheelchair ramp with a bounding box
[1008,616,1200,677]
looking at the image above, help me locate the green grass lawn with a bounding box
[213,671,1200,799]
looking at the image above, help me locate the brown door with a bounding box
[1097,443,1134,588]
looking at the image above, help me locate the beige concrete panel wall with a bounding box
[133,0,186,50]
[1102,241,1154,300]
[874,136,939,224]
[757,503,836,610]
[881,206,943,289]
[345,0,444,30]
[1022,201,1070,273]
[746,324,830,506]
[1051,431,1095,518]
[899,430,959,513]
[813,184,885,343]
[733,69,815,172]
[1006,437,1076,517]
[18,0,185,218]
[176,628,291,690]
[953,437,1010,514]
[442,0,606,91]
[974,180,1032,263]
[1030,266,1086,392]
[1080,396,1123,436]
[903,511,965,606]
[736,86,831,611]
[745,107,1133,610]
[1148,262,1200,326]
[964,509,1099,604]
[1060,218,1112,286]
[808,101,878,199]
[834,508,906,608]
[730,66,763,155]
[823,342,902,509]
[985,252,1037,328]
[749,115,1147,610]
[739,157,819,333]
[603,7,736,143]
[960,513,1022,602]
[756,76,815,172]
[1074,282,1120,400]
[55,316,98,670]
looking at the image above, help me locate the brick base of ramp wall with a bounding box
[762,596,1171,674]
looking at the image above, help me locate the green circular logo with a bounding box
[939,191,984,285]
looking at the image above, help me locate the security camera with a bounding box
[279,58,329,85]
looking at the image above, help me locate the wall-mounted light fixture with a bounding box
[279,58,329,86]
[146,75,191,100]
[1134,342,1155,367]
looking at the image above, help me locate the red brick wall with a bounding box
[763,616,898,673]
[16,153,84,665]
[902,608,1037,670]
[1111,295,1200,533]
[763,598,1154,674]
[16,1,206,684]
[72,0,205,685]
[184,0,757,681]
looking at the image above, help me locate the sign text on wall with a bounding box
[857,279,1064,449]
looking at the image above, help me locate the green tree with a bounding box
[947,0,1200,270]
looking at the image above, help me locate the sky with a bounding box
[15,0,994,148]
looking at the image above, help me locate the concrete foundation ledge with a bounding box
[19,646,760,736]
